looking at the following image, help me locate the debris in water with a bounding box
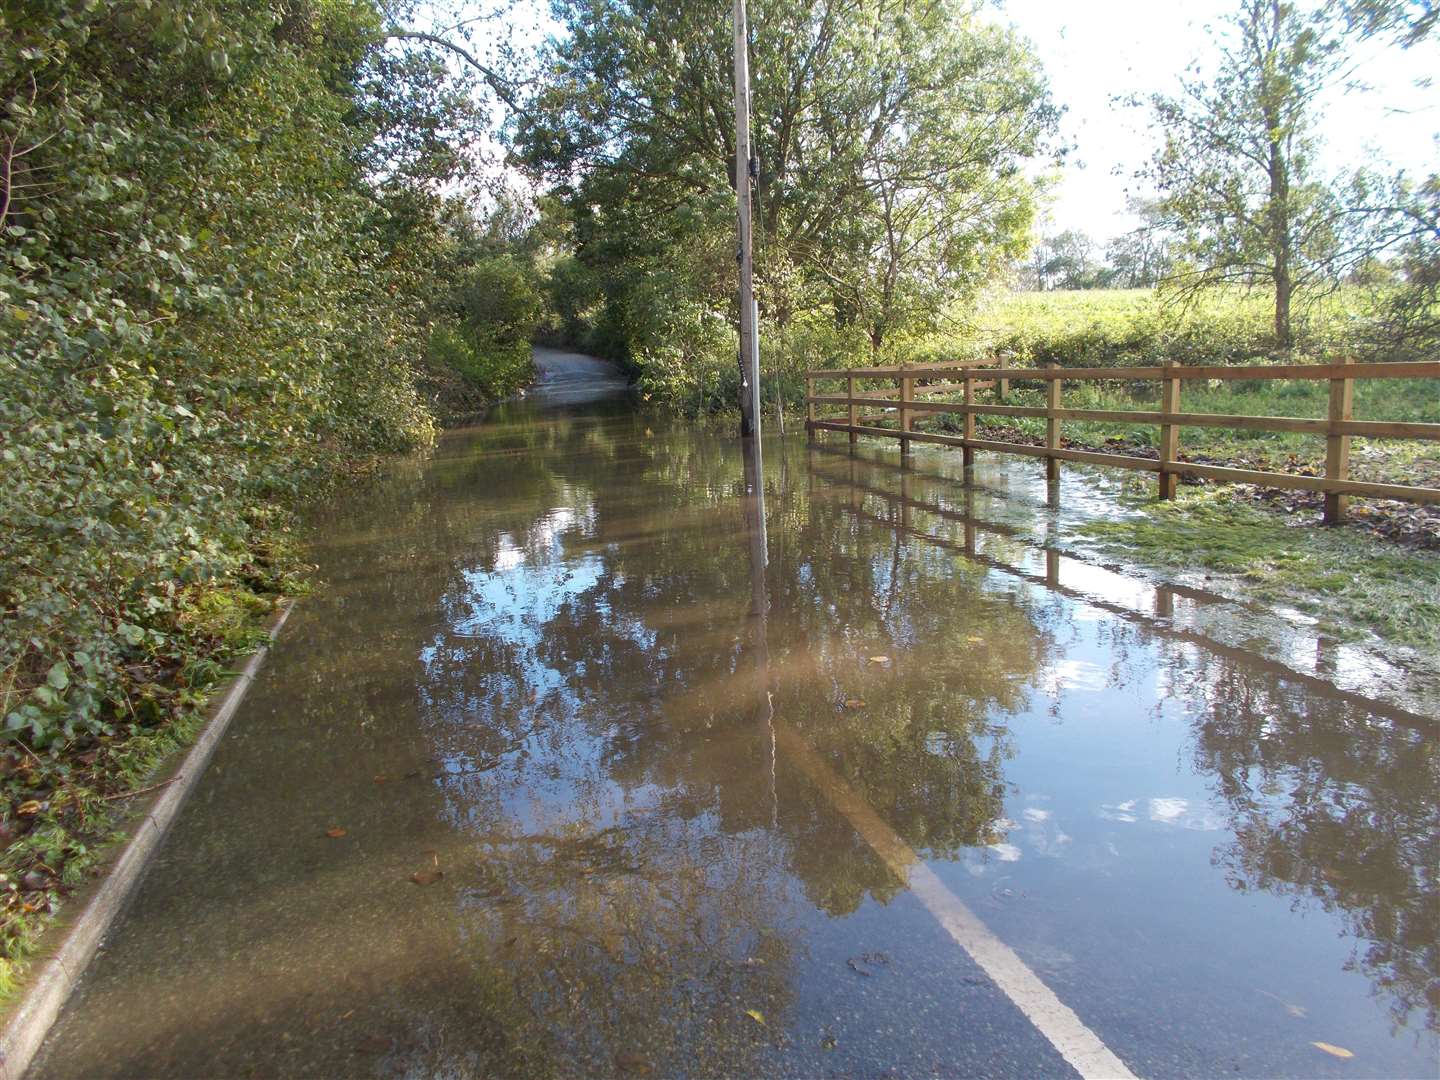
[357,1034,393,1054]
[868,655,891,664]
[614,1051,653,1074]
[1256,989,1307,1018]
[410,849,442,885]
[744,1009,766,1026]
[844,699,866,709]
[1312,1042,1354,1059]
[847,951,892,977]
[325,826,347,839]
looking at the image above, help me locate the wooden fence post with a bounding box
[1324,356,1354,524]
[962,369,976,468]
[805,375,816,440]
[900,370,914,456]
[997,355,1009,403]
[1045,364,1061,484]
[847,373,858,446]
[1158,365,1180,500]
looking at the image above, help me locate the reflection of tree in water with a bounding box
[417,416,1052,958]
[1165,648,1439,1035]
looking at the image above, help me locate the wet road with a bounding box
[31,362,1439,1078]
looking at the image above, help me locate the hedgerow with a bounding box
[0,0,490,988]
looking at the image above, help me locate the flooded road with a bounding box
[32,378,1438,1078]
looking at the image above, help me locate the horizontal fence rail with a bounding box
[802,358,1440,522]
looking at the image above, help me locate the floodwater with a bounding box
[32,370,1439,1079]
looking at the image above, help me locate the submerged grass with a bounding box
[1075,490,1440,649]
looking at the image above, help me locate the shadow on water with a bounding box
[29,390,1438,1079]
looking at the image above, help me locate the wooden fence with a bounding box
[803,358,1440,523]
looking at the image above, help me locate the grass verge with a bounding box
[0,558,306,1000]
[1074,489,1440,650]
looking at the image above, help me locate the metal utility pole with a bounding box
[733,0,761,439]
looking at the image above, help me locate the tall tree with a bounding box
[1135,0,1397,349]
[518,0,1056,358]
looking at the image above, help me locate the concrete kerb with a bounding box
[0,601,295,1080]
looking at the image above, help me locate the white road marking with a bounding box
[776,725,1139,1080]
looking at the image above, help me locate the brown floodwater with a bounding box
[31,382,1439,1079]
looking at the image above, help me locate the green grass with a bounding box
[1075,491,1440,649]
[918,286,1390,368]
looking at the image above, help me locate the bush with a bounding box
[457,255,543,345]
[425,321,534,400]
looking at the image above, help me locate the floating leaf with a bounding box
[744,1008,766,1026]
[410,869,443,886]
[325,826,347,839]
[867,655,890,664]
[1312,1042,1354,1059]
[614,1051,653,1075]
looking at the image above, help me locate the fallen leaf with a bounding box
[1312,1042,1354,1060]
[867,655,890,664]
[410,869,444,886]
[744,1008,766,1026]
[614,1051,653,1075]
[16,801,41,817]
[325,827,347,839]
[843,699,866,709]
[965,635,985,643]
[372,775,388,784]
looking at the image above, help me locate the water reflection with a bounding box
[29,400,1437,1079]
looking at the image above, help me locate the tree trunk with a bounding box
[1270,126,1293,350]
[1263,0,1294,352]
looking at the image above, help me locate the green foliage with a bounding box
[425,320,534,400]
[520,0,1057,409]
[421,254,540,398]
[456,255,543,342]
[0,0,517,980]
[543,256,603,345]
[1133,0,1409,348]
[927,286,1397,368]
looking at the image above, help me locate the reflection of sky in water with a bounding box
[417,499,669,836]
[426,443,1434,1071]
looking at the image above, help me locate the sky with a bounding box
[432,0,1438,242]
[989,0,1440,240]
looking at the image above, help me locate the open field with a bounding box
[920,286,1402,368]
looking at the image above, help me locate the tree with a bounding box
[1134,0,1401,349]
[518,0,1057,364]
[1021,230,1112,290]
[1103,200,1176,288]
